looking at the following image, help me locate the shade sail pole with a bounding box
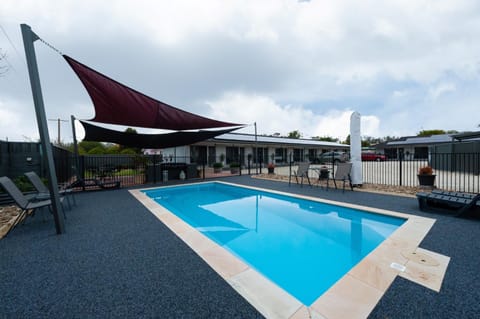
[21,24,65,234]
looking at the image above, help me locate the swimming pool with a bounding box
[142,182,406,306]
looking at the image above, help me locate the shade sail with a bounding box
[79,120,237,149]
[64,55,242,130]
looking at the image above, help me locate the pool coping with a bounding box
[130,181,449,319]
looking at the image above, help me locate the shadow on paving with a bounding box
[1,175,479,318]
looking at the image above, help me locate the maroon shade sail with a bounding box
[64,55,242,130]
[80,120,237,149]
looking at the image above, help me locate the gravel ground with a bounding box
[1,176,478,318]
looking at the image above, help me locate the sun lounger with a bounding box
[0,176,62,237]
[69,177,120,191]
[416,190,480,216]
[24,171,76,209]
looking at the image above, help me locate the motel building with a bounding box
[148,132,349,167]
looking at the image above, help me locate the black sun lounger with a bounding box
[69,178,121,191]
[416,190,480,217]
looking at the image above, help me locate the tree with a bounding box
[417,129,446,137]
[87,146,107,154]
[343,135,350,145]
[124,127,138,134]
[78,141,105,154]
[312,136,339,143]
[287,130,302,139]
[118,127,142,154]
[105,144,121,154]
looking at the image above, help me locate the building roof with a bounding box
[387,134,453,146]
[209,133,349,148]
[453,131,480,141]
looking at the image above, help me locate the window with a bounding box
[226,147,240,164]
[190,146,207,163]
[275,148,287,163]
[293,149,304,162]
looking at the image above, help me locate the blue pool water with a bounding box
[143,182,405,305]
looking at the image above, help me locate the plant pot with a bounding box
[268,167,275,174]
[418,174,436,186]
[214,167,222,173]
[319,169,329,179]
[230,168,239,174]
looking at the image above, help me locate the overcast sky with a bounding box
[1,0,480,144]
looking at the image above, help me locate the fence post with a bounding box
[399,156,403,186]
[289,153,292,186]
[259,155,263,175]
[331,152,335,176]
[153,154,157,184]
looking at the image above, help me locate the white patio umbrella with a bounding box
[350,111,363,185]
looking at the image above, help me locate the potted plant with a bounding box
[418,165,435,187]
[319,165,329,179]
[230,162,240,174]
[267,163,275,174]
[213,162,223,173]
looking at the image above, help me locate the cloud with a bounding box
[0,98,38,141]
[206,92,380,140]
[1,0,480,144]
[428,82,457,100]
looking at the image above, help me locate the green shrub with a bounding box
[13,175,35,192]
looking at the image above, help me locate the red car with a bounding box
[361,152,387,161]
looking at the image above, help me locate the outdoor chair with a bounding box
[416,190,480,217]
[291,162,311,187]
[0,176,60,237]
[326,162,353,192]
[25,171,76,209]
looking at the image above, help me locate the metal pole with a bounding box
[21,24,65,234]
[49,118,68,144]
[254,122,258,174]
[399,154,403,186]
